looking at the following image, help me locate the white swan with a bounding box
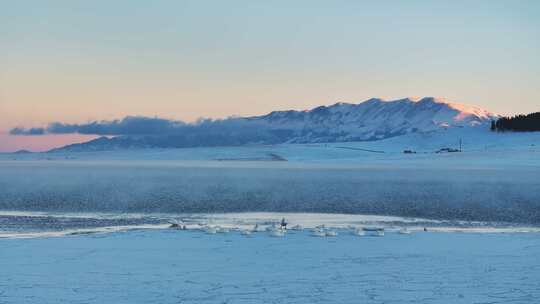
[325,230,338,237]
[352,227,365,236]
[266,224,279,232]
[311,227,327,237]
[290,224,303,231]
[252,224,265,232]
[312,230,326,237]
[363,226,385,237]
[216,226,230,233]
[398,228,411,235]
[204,226,217,234]
[269,228,285,237]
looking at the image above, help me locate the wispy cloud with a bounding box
[9,127,46,136]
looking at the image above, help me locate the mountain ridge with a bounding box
[49,97,498,152]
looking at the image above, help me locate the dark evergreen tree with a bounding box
[492,112,540,132]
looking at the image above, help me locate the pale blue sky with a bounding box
[1,0,539,150]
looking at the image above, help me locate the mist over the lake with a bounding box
[2,161,539,224]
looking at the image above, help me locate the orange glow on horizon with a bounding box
[0,134,99,153]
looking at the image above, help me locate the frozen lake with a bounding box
[1,229,539,304]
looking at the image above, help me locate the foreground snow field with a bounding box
[1,229,539,304]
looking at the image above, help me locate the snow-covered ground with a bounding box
[1,227,539,304]
[2,127,539,164]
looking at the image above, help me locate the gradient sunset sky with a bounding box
[1,1,539,152]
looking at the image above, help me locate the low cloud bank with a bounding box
[10,127,46,136]
[10,116,255,136]
[10,116,296,148]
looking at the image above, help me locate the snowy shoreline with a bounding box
[1,212,540,239]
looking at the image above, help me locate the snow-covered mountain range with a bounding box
[249,97,496,142]
[51,97,498,152]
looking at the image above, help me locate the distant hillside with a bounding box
[50,97,497,152]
